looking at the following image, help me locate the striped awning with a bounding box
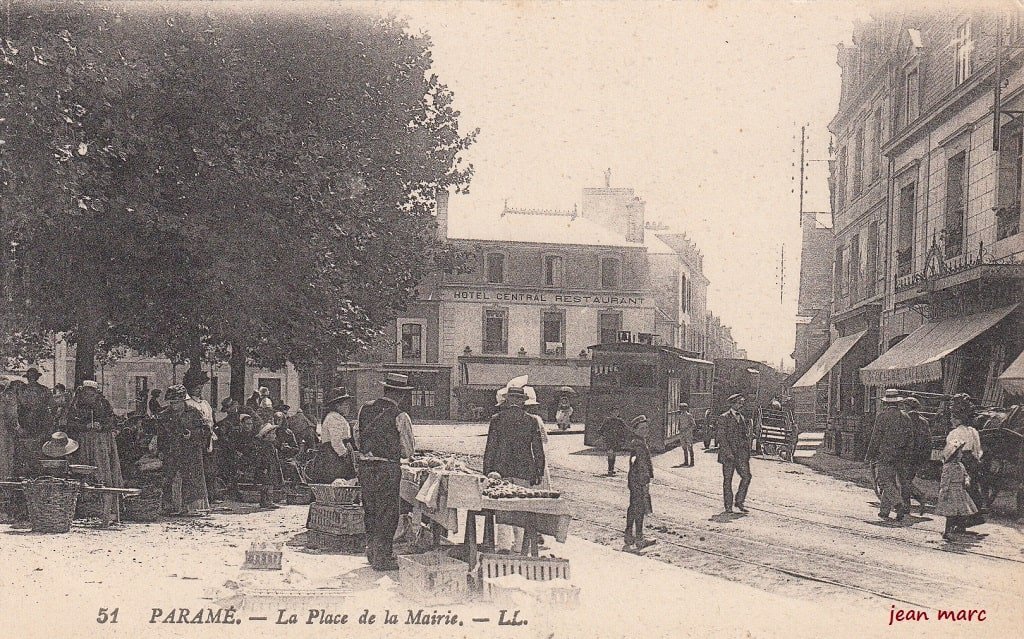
[1000,350,1024,395]
[791,330,868,389]
[860,304,1019,387]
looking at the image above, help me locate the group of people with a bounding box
[866,389,986,541]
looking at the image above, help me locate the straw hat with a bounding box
[42,431,79,457]
[881,389,904,403]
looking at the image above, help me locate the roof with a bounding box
[447,211,639,248]
[791,330,867,388]
[860,304,1019,387]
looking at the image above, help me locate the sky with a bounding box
[373,0,872,369]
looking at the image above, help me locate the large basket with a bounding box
[304,530,367,554]
[309,484,361,505]
[243,549,283,570]
[306,503,365,535]
[477,553,570,582]
[123,486,162,523]
[25,478,80,533]
[398,552,470,602]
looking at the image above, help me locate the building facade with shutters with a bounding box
[801,8,1024,459]
[347,182,742,421]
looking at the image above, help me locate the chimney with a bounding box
[435,189,449,241]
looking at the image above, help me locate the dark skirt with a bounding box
[306,445,356,483]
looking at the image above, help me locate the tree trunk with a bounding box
[229,339,247,403]
[184,342,205,382]
[73,323,98,387]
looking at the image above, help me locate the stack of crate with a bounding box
[304,484,366,553]
[477,553,579,608]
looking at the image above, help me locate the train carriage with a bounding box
[584,342,714,453]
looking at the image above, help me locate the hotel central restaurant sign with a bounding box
[444,287,650,307]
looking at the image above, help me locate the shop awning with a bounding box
[791,330,868,389]
[462,361,591,388]
[999,350,1024,395]
[860,304,1019,387]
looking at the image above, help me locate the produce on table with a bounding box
[482,476,560,499]
[405,453,472,473]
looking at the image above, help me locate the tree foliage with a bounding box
[1,2,476,383]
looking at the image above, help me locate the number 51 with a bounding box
[97,608,119,624]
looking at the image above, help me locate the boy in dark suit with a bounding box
[624,415,655,551]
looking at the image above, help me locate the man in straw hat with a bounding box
[484,380,546,553]
[158,385,210,516]
[866,389,914,521]
[355,373,417,570]
[717,393,752,513]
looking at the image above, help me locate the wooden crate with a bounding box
[484,579,580,608]
[304,530,366,554]
[398,552,470,602]
[477,553,570,582]
[306,503,365,535]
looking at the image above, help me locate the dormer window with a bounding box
[955,19,973,86]
[485,252,505,284]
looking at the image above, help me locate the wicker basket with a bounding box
[123,487,162,523]
[306,503,365,535]
[25,478,80,533]
[304,530,367,554]
[477,553,570,582]
[398,552,470,602]
[309,484,361,505]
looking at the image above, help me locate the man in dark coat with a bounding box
[624,415,655,550]
[355,373,416,571]
[717,393,751,513]
[599,410,628,476]
[483,386,546,486]
[14,367,55,479]
[214,399,244,500]
[866,389,914,520]
[158,385,209,515]
[903,396,932,514]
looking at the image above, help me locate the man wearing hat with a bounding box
[355,373,418,570]
[717,394,752,513]
[307,387,357,483]
[484,382,546,553]
[252,418,285,509]
[214,399,244,500]
[598,409,628,476]
[183,369,218,503]
[158,385,210,516]
[866,389,914,521]
[677,402,697,468]
[13,367,55,480]
[624,415,655,550]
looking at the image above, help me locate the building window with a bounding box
[485,252,505,284]
[680,272,688,313]
[944,151,967,258]
[865,220,879,297]
[997,123,1023,240]
[412,389,436,407]
[400,323,423,362]
[834,146,848,211]
[834,246,846,298]
[904,67,919,125]
[955,19,974,86]
[848,232,860,301]
[541,310,565,356]
[599,312,622,344]
[852,124,865,198]
[600,257,621,289]
[542,255,563,287]
[897,182,916,277]
[871,106,883,182]
[127,375,151,414]
[482,309,508,354]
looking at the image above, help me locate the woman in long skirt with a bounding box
[0,380,20,520]
[65,380,124,526]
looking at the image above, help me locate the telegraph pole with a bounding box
[799,125,806,226]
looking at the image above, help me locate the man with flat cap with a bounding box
[717,393,752,513]
[355,373,417,571]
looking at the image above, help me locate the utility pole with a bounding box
[799,125,806,226]
[780,244,785,303]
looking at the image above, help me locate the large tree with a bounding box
[1,2,475,392]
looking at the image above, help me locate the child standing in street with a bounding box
[936,441,978,542]
[555,395,574,431]
[624,415,656,551]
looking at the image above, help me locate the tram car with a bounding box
[584,341,714,453]
[702,358,790,453]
